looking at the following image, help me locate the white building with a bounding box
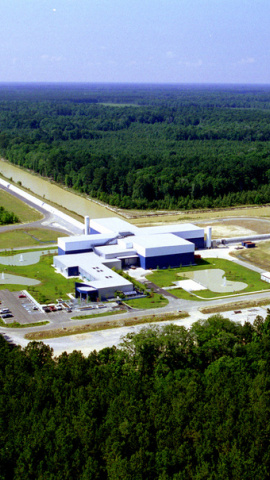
[54,217,205,300]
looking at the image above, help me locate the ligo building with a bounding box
[54,217,205,300]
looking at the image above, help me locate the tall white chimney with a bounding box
[84,216,90,235]
[206,226,212,248]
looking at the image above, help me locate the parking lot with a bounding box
[0,289,48,324]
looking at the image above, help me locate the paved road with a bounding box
[1,184,270,355]
[2,282,270,356]
[0,181,84,236]
[2,242,270,355]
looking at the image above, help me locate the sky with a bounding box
[0,0,270,84]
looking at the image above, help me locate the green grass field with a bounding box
[0,252,75,303]
[124,293,169,309]
[0,228,66,249]
[146,258,270,299]
[71,310,125,320]
[0,189,42,223]
[0,246,57,256]
[0,319,49,328]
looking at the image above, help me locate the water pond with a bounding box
[0,249,56,266]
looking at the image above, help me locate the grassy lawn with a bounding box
[71,310,125,320]
[146,259,215,288]
[124,293,169,309]
[146,258,270,299]
[0,319,49,328]
[0,253,75,303]
[0,246,57,256]
[0,228,66,249]
[168,288,203,301]
[0,189,42,223]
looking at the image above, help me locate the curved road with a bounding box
[0,183,84,236]
[2,244,270,356]
[1,184,270,354]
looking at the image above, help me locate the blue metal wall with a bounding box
[57,247,92,256]
[68,266,79,276]
[138,252,194,270]
[90,228,100,234]
[173,235,204,249]
[187,236,204,249]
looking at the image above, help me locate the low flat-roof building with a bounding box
[54,217,205,300]
[54,252,133,300]
[132,233,194,269]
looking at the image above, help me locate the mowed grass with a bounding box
[0,228,66,249]
[168,288,203,301]
[146,258,270,299]
[125,293,169,309]
[71,310,125,320]
[0,189,42,223]
[0,253,75,303]
[0,246,58,256]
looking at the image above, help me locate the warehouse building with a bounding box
[54,217,204,300]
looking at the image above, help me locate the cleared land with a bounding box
[231,240,270,271]
[199,218,270,239]
[199,298,270,314]
[130,205,270,225]
[0,188,42,223]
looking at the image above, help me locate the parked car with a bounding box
[0,308,10,314]
[42,306,51,313]
[19,294,27,298]
[1,313,13,319]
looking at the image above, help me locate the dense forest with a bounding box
[1,83,270,209]
[1,313,270,479]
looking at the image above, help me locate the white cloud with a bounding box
[166,51,176,59]
[40,54,63,63]
[178,59,203,68]
[237,57,255,65]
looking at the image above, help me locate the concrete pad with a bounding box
[174,279,207,291]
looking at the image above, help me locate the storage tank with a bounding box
[205,226,212,249]
[84,216,90,235]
